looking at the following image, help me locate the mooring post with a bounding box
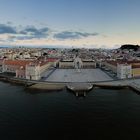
[84,92,86,96]
[76,92,79,97]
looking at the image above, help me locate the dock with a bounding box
[94,78,140,93]
[27,83,66,91]
[128,82,140,93]
[67,83,93,96]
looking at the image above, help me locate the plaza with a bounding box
[44,69,113,82]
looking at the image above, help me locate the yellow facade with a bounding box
[59,61,74,68]
[132,68,140,77]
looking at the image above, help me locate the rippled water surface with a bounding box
[0,81,140,140]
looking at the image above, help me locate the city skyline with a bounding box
[0,0,140,48]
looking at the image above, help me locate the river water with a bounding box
[0,81,140,140]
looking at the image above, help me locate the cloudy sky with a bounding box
[0,0,140,48]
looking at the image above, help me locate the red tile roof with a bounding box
[4,60,32,66]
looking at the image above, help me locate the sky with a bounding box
[0,0,140,48]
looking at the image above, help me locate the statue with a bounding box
[74,55,83,72]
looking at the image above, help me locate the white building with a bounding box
[117,63,132,79]
[26,63,41,80]
[23,53,30,59]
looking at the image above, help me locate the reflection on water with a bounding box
[0,81,140,140]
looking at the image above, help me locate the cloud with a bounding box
[14,35,39,40]
[0,23,51,40]
[0,39,6,42]
[7,21,13,25]
[19,26,50,39]
[0,24,17,34]
[0,23,99,41]
[0,22,106,48]
[0,25,51,41]
[54,31,99,40]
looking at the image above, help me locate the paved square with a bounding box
[44,69,113,82]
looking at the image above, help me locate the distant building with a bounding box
[59,60,74,68]
[59,58,96,69]
[82,60,96,68]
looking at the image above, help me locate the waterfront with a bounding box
[0,82,140,140]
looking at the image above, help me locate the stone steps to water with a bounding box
[67,83,93,96]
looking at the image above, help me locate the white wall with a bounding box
[117,64,132,79]
[26,65,40,80]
